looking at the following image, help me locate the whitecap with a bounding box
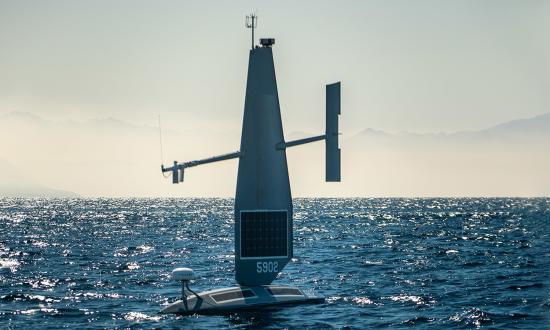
[352,296,374,306]
[124,311,161,322]
[0,258,20,272]
[32,241,50,248]
[137,245,154,254]
[364,260,383,266]
[125,262,140,271]
[387,294,427,305]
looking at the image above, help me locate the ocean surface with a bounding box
[0,198,549,329]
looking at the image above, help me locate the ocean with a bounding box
[0,198,548,329]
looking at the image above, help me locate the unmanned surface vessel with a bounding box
[161,267,323,315]
[160,14,341,315]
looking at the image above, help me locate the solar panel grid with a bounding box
[241,210,288,258]
[210,289,256,303]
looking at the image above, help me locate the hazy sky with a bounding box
[1,0,549,135]
[1,1,550,198]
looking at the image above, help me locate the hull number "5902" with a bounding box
[256,261,278,273]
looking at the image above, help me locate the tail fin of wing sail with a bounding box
[326,82,341,182]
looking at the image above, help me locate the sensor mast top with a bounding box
[260,38,275,47]
[245,13,258,50]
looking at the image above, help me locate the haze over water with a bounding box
[1,198,548,329]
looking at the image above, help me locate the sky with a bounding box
[1,0,549,134]
[0,0,549,197]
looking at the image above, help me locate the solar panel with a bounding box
[240,210,288,258]
[267,287,303,296]
[210,289,255,302]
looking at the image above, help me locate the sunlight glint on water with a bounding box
[0,198,548,329]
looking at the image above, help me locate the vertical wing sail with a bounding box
[326,82,341,182]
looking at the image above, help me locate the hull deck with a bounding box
[160,285,324,315]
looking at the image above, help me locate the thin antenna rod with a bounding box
[252,15,254,50]
[246,13,257,50]
[158,115,172,179]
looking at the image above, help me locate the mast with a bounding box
[234,38,291,286]
[161,16,341,288]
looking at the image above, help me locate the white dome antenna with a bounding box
[171,268,199,309]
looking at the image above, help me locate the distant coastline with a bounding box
[1,111,548,198]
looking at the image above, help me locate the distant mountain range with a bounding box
[0,111,548,197]
[0,158,78,197]
[347,112,550,140]
[2,110,548,144]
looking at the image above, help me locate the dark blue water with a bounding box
[0,198,549,329]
